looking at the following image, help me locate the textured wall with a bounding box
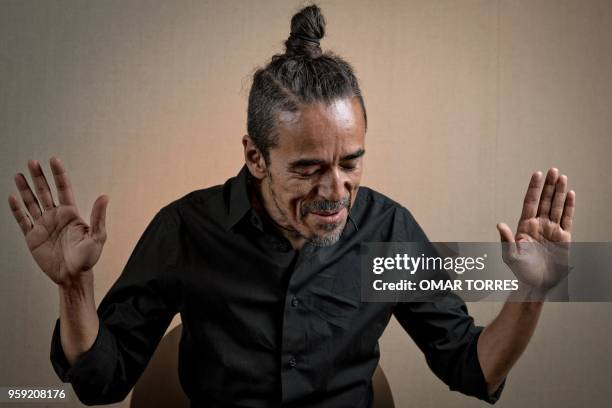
[1,1,611,407]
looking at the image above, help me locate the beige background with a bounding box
[1,0,611,407]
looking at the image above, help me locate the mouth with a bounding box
[308,207,347,224]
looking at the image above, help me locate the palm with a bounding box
[516,215,571,244]
[26,206,103,284]
[9,158,108,286]
[498,168,575,290]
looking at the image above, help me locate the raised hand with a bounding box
[8,157,109,286]
[497,168,576,291]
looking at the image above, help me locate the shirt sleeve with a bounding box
[391,207,506,404]
[49,207,180,405]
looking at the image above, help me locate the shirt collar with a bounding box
[224,165,254,231]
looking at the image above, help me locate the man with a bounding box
[8,5,575,407]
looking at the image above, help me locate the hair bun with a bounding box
[284,4,326,58]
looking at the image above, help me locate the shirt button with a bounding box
[288,356,297,368]
[291,297,299,307]
[272,240,290,251]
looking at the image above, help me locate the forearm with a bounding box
[58,270,99,366]
[477,284,544,394]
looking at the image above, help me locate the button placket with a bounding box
[280,244,318,402]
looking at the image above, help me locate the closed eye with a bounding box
[340,158,361,171]
[294,168,322,177]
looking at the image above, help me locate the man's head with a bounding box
[243,4,367,248]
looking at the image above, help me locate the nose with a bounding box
[318,167,347,202]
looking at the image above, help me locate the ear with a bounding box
[242,135,267,179]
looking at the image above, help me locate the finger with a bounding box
[549,174,567,223]
[8,194,33,235]
[27,159,56,211]
[561,190,576,233]
[90,195,109,243]
[520,171,543,221]
[14,172,42,220]
[536,168,559,218]
[50,156,76,206]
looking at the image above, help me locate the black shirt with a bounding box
[50,165,504,407]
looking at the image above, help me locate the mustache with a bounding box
[301,196,350,217]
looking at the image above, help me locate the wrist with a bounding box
[58,270,95,307]
[510,281,547,303]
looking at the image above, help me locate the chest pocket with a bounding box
[307,285,360,329]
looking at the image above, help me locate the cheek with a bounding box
[347,171,362,191]
[280,179,315,218]
[347,173,362,205]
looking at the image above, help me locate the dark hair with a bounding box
[247,4,367,163]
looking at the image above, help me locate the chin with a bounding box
[307,221,347,247]
[309,232,342,247]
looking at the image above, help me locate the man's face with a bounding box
[260,97,366,247]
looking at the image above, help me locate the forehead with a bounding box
[273,98,365,158]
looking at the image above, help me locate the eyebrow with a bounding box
[288,149,366,169]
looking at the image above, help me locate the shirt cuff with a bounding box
[49,317,115,386]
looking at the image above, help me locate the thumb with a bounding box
[90,195,109,243]
[496,222,515,243]
[497,222,518,261]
